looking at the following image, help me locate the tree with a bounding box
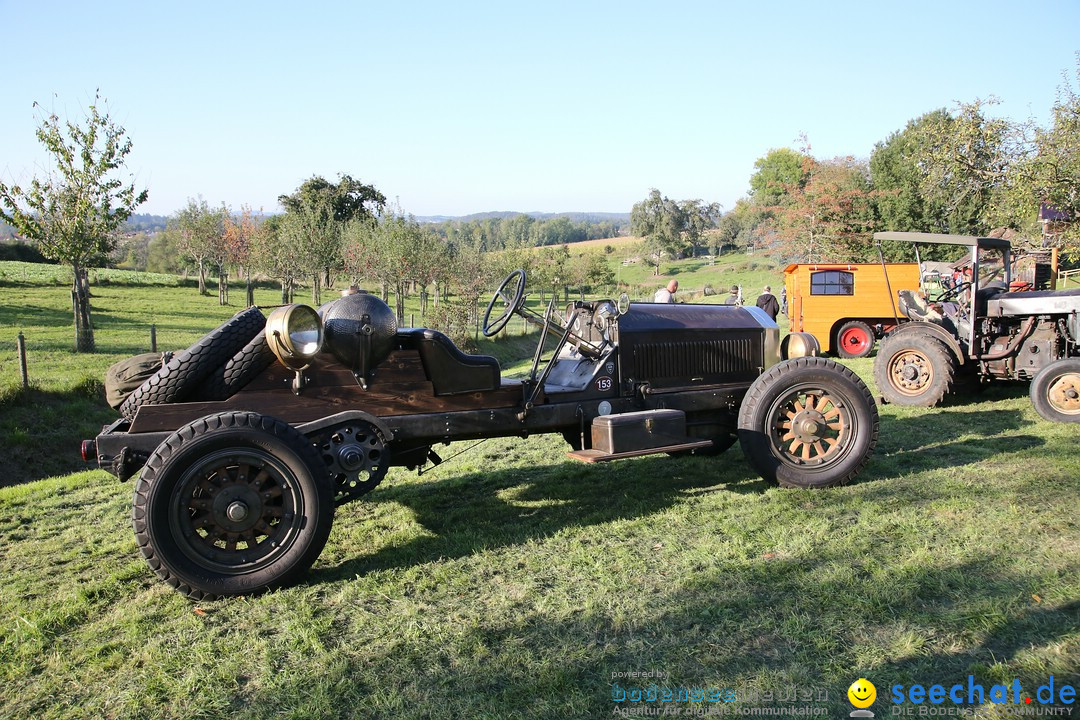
[0,92,148,351]
[748,148,810,207]
[631,189,721,273]
[1011,60,1080,257]
[279,174,385,293]
[679,199,722,256]
[252,215,303,304]
[278,174,385,224]
[913,98,1021,235]
[224,206,259,307]
[768,156,880,263]
[870,109,961,235]
[173,197,227,297]
[631,189,686,274]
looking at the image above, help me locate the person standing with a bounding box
[723,285,742,306]
[653,279,678,303]
[755,285,780,320]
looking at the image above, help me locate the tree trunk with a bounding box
[197,259,207,295]
[71,264,95,352]
[218,265,229,305]
[395,282,405,324]
[312,274,321,306]
[245,269,254,307]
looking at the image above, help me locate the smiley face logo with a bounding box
[848,678,876,708]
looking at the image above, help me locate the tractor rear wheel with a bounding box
[874,331,956,407]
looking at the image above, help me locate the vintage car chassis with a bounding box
[88,271,880,600]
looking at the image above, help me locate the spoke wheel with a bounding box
[772,387,848,466]
[1030,358,1080,423]
[172,449,302,573]
[134,412,334,600]
[311,422,390,504]
[738,357,878,489]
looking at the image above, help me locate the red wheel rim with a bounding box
[840,326,870,355]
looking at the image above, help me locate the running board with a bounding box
[566,439,713,463]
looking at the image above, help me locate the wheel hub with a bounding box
[1047,373,1080,415]
[210,482,263,532]
[774,389,848,465]
[889,350,932,394]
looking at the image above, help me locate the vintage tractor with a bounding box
[872,232,1080,422]
[85,271,880,599]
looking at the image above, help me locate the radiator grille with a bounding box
[633,337,759,380]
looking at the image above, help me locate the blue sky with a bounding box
[1,0,1077,218]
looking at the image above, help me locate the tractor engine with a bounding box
[983,318,1062,381]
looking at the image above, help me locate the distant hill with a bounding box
[124,213,169,233]
[416,211,631,225]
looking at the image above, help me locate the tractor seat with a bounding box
[396,329,501,396]
[897,290,942,323]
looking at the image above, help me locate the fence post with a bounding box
[150,324,158,353]
[410,313,415,328]
[17,332,29,389]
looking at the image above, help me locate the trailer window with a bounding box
[810,270,854,296]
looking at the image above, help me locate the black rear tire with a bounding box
[132,411,334,600]
[738,357,879,489]
[1030,358,1080,423]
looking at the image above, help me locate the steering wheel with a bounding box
[482,269,527,337]
[938,281,971,305]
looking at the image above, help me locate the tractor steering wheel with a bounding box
[938,281,972,305]
[482,269,527,337]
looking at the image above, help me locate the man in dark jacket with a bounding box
[755,285,780,320]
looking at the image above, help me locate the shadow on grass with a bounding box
[0,385,114,487]
[315,450,767,583]
[270,540,1080,717]
[316,406,1058,582]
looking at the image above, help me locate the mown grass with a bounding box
[0,263,1076,719]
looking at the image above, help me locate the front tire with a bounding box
[738,357,879,489]
[132,411,334,600]
[1030,358,1080,423]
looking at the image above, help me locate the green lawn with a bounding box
[0,263,1077,719]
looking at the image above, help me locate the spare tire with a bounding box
[120,307,266,419]
[190,330,277,401]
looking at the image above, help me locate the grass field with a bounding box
[1,261,1077,719]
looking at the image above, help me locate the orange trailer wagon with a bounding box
[783,263,920,357]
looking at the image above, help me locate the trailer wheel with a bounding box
[835,321,875,359]
[132,411,334,600]
[738,357,879,489]
[874,331,955,407]
[1030,358,1080,423]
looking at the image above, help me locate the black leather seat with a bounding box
[396,329,501,396]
